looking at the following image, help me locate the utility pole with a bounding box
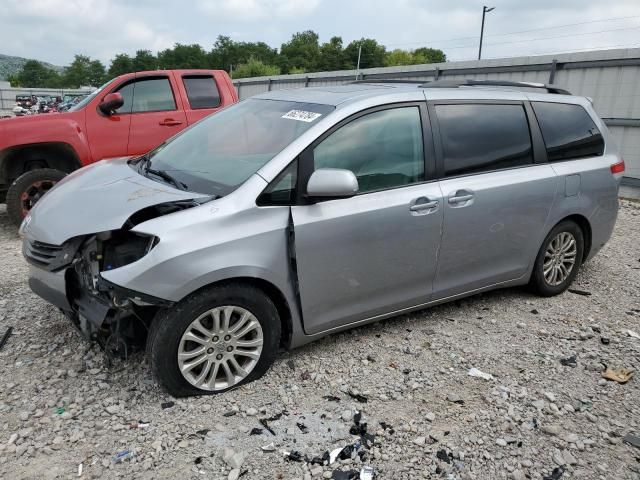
[229,64,233,79]
[355,44,362,80]
[478,6,495,60]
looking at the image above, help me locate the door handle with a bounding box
[409,197,439,213]
[159,118,183,126]
[448,190,475,205]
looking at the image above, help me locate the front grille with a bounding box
[25,240,63,268]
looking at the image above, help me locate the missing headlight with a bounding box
[101,231,158,271]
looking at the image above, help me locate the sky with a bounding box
[2,0,640,67]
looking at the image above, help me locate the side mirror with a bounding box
[306,168,359,200]
[98,92,124,115]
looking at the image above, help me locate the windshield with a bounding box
[139,98,334,196]
[69,81,108,112]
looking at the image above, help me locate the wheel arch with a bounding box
[1,142,82,184]
[181,276,294,351]
[550,213,592,263]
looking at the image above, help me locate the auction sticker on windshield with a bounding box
[282,110,323,122]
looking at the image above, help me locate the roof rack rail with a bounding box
[419,79,571,95]
[350,79,425,85]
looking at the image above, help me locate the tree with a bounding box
[209,36,278,72]
[232,58,280,79]
[132,50,158,71]
[384,49,415,67]
[413,47,446,64]
[318,36,348,71]
[344,38,386,69]
[10,60,61,87]
[62,55,106,87]
[108,53,134,77]
[279,31,320,73]
[158,44,209,69]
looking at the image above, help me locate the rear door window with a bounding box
[183,75,221,109]
[532,102,604,161]
[435,103,533,177]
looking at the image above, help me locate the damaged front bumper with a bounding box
[25,236,173,342]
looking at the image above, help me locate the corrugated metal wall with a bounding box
[233,48,640,180]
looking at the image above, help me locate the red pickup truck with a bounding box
[0,69,238,225]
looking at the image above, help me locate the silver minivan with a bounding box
[21,80,624,396]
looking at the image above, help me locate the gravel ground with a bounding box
[0,201,639,480]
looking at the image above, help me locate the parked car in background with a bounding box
[21,80,623,396]
[0,69,238,225]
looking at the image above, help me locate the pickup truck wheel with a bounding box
[6,168,67,226]
[148,283,281,397]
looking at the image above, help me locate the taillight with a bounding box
[611,160,625,175]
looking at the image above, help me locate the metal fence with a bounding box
[233,48,640,182]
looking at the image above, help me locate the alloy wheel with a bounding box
[543,232,577,286]
[177,306,263,391]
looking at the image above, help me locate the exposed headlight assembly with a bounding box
[98,231,158,271]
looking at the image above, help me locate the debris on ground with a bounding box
[543,466,565,480]
[331,470,359,480]
[160,401,175,409]
[568,289,592,296]
[249,428,263,436]
[0,326,12,351]
[259,418,276,435]
[359,465,375,480]
[626,329,640,340]
[468,367,494,380]
[283,450,304,462]
[347,391,368,403]
[261,442,276,452]
[323,395,341,402]
[623,433,640,449]
[601,367,634,384]
[560,355,577,368]
[112,449,135,464]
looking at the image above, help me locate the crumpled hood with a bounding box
[23,158,202,245]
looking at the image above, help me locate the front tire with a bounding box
[6,168,67,226]
[148,283,281,397]
[530,220,584,297]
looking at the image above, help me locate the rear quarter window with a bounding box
[183,76,221,109]
[532,102,604,161]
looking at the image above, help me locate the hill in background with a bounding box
[0,54,63,80]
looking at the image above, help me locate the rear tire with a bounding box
[148,283,281,397]
[6,168,66,226]
[530,220,584,297]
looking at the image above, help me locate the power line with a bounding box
[382,14,640,48]
[354,24,640,57]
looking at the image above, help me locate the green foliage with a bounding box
[108,53,134,77]
[279,30,320,73]
[233,58,280,79]
[344,38,386,69]
[62,55,107,88]
[158,44,208,69]
[132,50,158,71]
[6,31,447,87]
[413,47,446,64]
[9,60,61,87]
[318,37,349,71]
[384,48,445,67]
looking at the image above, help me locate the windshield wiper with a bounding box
[146,168,189,191]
